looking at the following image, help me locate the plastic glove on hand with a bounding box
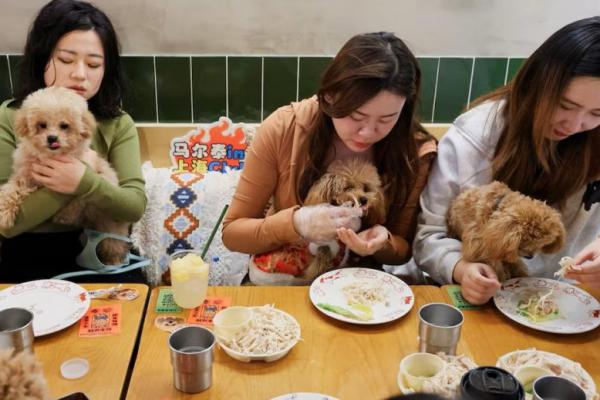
[293,203,362,243]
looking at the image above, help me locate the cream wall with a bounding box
[2,0,600,56]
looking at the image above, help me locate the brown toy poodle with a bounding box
[300,158,387,280]
[0,87,129,265]
[447,181,565,282]
[249,158,387,285]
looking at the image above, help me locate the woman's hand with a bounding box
[453,259,501,305]
[565,237,600,288]
[293,204,362,243]
[31,154,86,194]
[337,224,389,256]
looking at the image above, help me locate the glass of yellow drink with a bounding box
[169,250,209,309]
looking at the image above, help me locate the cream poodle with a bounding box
[0,349,50,400]
[0,86,129,265]
[447,181,565,282]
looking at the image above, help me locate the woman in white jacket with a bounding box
[412,16,600,304]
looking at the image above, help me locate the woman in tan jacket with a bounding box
[223,32,436,284]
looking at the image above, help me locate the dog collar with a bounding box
[492,193,507,211]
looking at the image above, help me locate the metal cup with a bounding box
[418,303,464,355]
[0,308,35,354]
[168,326,215,393]
[532,376,586,400]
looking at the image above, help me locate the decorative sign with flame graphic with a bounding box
[169,116,252,173]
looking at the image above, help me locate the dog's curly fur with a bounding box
[0,87,129,265]
[0,349,51,400]
[447,181,565,282]
[300,158,387,280]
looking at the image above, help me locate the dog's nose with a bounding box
[359,196,368,206]
[47,135,58,144]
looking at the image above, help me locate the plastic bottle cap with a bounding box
[60,358,90,380]
[460,366,524,400]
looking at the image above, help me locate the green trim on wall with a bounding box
[0,56,11,103]
[0,54,528,124]
[192,57,226,123]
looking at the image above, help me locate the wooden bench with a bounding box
[136,123,451,167]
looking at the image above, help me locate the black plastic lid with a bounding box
[460,366,524,400]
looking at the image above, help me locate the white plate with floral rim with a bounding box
[309,268,414,325]
[493,277,600,334]
[0,280,90,336]
[496,348,597,400]
[271,394,338,400]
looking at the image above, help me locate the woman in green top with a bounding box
[0,0,146,282]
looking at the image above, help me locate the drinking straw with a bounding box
[201,204,229,259]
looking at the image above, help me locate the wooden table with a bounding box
[440,284,600,387]
[0,282,149,400]
[126,285,445,399]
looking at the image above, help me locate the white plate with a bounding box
[270,394,338,400]
[216,306,300,362]
[0,280,91,336]
[309,268,414,325]
[493,277,600,334]
[497,349,597,400]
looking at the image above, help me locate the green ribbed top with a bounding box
[0,99,146,238]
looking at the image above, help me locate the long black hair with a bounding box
[16,0,125,120]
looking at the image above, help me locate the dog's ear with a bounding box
[542,234,564,254]
[363,186,387,226]
[305,173,345,205]
[481,215,523,263]
[541,225,565,254]
[13,109,30,138]
[462,215,522,264]
[80,109,96,138]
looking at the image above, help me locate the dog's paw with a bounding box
[97,238,130,266]
[0,207,17,229]
[53,211,79,226]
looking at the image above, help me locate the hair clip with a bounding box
[582,180,600,211]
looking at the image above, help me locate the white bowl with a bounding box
[213,306,253,341]
[399,352,447,392]
[514,365,553,398]
[216,306,301,362]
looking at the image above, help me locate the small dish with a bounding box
[398,353,477,396]
[60,358,90,380]
[399,352,446,391]
[514,365,553,398]
[213,306,253,341]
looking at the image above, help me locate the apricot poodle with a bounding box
[0,87,129,265]
[249,158,387,285]
[300,158,387,280]
[447,181,565,282]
